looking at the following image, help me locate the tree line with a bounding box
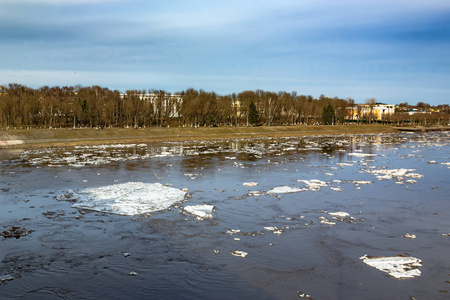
[0,84,448,129]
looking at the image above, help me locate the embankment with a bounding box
[0,124,396,148]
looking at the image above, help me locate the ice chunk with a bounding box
[0,274,14,282]
[183,204,214,219]
[365,168,423,181]
[72,182,186,215]
[230,250,248,258]
[268,186,307,194]
[298,179,327,191]
[243,182,258,187]
[404,233,416,239]
[359,255,422,279]
[329,212,350,218]
[264,226,283,234]
[248,190,264,196]
[348,153,377,157]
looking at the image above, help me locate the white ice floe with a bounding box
[441,162,450,166]
[226,229,241,235]
[267,186,307,194]
[71,182,186,215]
[404,233,416,239]
[230,250,248,258]
[365,168,423,181]
[318,216,336,226]
[337,163,354,167]
[183,204,214,219]
[330,187,343,192]
[264,226,283,234]
[243,182,258,187]
[298,179,328,191]
[248,190,264,196]
[352,180,372,185]
[328,212,350,218]
[348,153,377,157]
[360,255,422,279]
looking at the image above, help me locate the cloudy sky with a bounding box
[1,0,449,104]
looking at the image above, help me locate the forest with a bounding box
[0,84,448,129]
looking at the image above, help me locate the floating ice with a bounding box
[360,255,422,279]
[226,229,240,235]
[298,179,327,191]
[243,182,258,187]
[404,233,416,239]
[348,153,377,157]
[268,186,307,194]
[264,226,283,234]
[0,274,14,282]
[365,168,423,181]
[248,190,264,196]
[71,182,186,215]
[318,216,336,226]
[329,212,350,218]
[183,204,214,219]
[230,250,248,258]
[337,163,354,167]
[330,187,343,192]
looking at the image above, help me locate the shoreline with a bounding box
[0,124,408,149]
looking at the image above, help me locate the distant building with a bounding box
[347,103,395,121]
[119,92,183,118]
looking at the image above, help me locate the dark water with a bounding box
[1,132,449,299]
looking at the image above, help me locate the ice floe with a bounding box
[348,153,377,157]
[183,204,214,219]
[359,255,422,279]
[298,180,328,191]
[230,250,248,258]
[328,212,350,218]
[365,168,423,181]
[243,182,258,187]
[264,226,283,235]
[268,186,307,194]
[70,182,186,215]
[404,233,416,239]
[226,229,241,235]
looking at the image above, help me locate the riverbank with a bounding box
[0,124,396,148]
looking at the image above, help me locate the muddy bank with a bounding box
[0,125,395,149]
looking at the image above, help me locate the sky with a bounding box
[1,0,449,105]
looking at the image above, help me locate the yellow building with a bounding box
[347,103,395,121]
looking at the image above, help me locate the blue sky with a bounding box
[1,0,449,105]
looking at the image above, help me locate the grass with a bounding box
[0,124,396,148]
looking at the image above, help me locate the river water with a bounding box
[0,132,449,299]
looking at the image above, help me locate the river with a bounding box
[1,132,449,299]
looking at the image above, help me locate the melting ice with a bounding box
[71,182,186,215]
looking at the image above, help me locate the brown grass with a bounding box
[0,124,396,148]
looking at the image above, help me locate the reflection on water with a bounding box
[0,132,449,299]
